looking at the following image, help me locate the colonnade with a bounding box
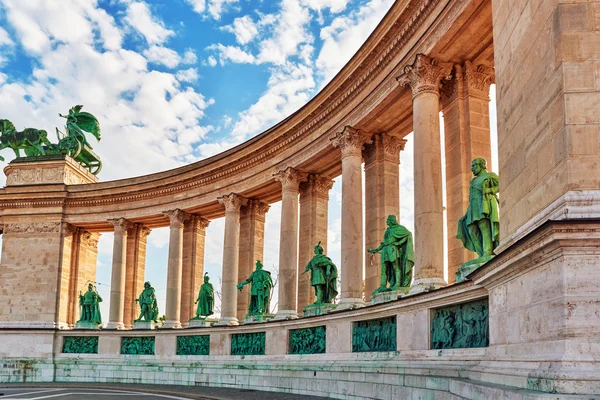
[61,54,495,329]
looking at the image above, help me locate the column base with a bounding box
[133,320,156,330]
[214,317,239,326]
[162,320,183,329]
[75,321,102,330]
[105,322,126,330]
[272,310,298,321]
[409,277,447,295]
[336,298,365,311]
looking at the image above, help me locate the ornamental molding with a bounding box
[397,53,453,98]
[218,193,248,213]
[47,0,440,210]
[3,222,62,234]
[273,167,309,192]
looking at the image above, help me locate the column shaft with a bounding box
[216,193,247,326]
[124,224,150,328]
[298,175,333,313]
[106,218,131,330]
[398,54,452,293]
[331,126,367,309]
[181,216,209,325]
[67,229,100,327]
[274,168,307,320]
[163,209,189,329]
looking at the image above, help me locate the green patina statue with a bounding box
[367,215,414,295]
[0,105,102,174]
[135,282,159,322]
[78,283,103,325]
[237,260,273,316]
[456,158,500,281]
[194,273,214,318]
[302,242,338,304]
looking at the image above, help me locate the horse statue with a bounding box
[0,119,52,161]
[0,105,103,175]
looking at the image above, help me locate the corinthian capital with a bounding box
[163,209,191,227]
[274,167,308,192]
[463,61,495,100]
[242,199,270,219]
[108,218,133,235]
[330,126,370,158]
[218,193,248,213]
[300,174,334,200]
[363,133,407,164]
[397,53,453,98]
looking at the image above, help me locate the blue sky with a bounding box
[0,0,497,320]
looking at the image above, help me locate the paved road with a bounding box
[0,385,329,400]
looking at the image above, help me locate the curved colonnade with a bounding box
[2,0,600,399]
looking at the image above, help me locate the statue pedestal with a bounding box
[133,320,156,330]
[303,303,337,317]
[188,317,217,328]
[456,256,493,283]
[244,313,274,324]
[75,321,102,330]
[371,288,410,305]
[4,155,98,186]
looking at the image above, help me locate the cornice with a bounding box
[42,0,440,211]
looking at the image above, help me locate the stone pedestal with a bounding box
[455,257,492,283]
[133,320,156,330]
[188,317,218,328]
[244,313,275,324]
[74,321,102,330]
[4,155,98,186]
[371,288,409,305]
[303,303,337,317]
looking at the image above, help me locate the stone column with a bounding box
[238,200,269,321]
[398,53,452,294]
[181,215,210,326]
[441,61,495,283]
[67,229,101,327]
[363,133,406,300]
[273,167,308,320]
[298,174,333,313]
[124,223,151,329]
[216,193,248,326]
[163,209,190,329]
[106,218,132,330]
[57,224,77,329]
[331,126,369,309]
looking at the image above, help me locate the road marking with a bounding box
[2,388,196,400]
[0,389,63,398]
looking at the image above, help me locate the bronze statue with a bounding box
[237,260,273,315]
[78,283,102,325]
[367,215,414,295]
[302,242,338,304]
[456,158,500,276]
[135,281,159,322]
[194,273,214,318]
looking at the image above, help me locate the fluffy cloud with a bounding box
[176,68,200,82]
[207,43,256,65]
[185,0,238,20]
[0,27,14,46]
[124,1,174,45]
[143,45,182,68]
[221,15,259,45]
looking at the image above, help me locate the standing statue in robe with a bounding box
[237,260,273,315]
[367,215,414,295]
[135,282,159,322]
[456,158,500,281]
[78,283,103,325]
[194,273,214,318]
[302,242,338,304]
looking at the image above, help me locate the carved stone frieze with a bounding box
[273,167,309,192]
[218,193,248,213]
[3,222,62,234]
[4,159,98,186]
[330,126,371,158]
[397,53,453,98]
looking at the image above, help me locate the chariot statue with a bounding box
[0,105,102,174]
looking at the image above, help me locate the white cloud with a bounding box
[182,49,197,64]
[207,0,239,20]
[207,55,217,67]
[301,0,349,14]
[0,27,15,46]
[185,0,206,14]
[143,45,182,68]
[222,15,259,45]
[124,1,174,45]
[176,68,199,82]
[207,43,256,65]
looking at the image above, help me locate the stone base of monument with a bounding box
[133,320,157,330]
[456,256,494,283]
[244,313,275,324]
[371,288,410,305]
[188,317,218,327]
[74,321,102,330]
[303,303,337,317]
